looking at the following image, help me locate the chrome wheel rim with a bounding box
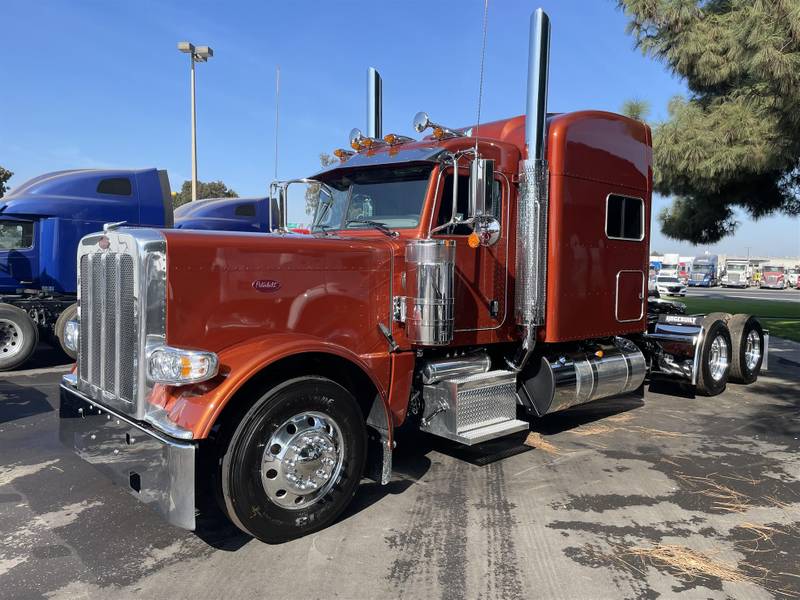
[709,334,730,382]
[260,411,345,510]
[0,319,23,359]
[744,329,761,372]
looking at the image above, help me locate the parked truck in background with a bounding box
[787,267,799,289]
[0,169,173,370]
[58,9,768,543]
[760,265,786,290]
[721,258,751,288]
[689,255,718,287]
[659,253,680,278]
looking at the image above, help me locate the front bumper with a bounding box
[59,375,197,530]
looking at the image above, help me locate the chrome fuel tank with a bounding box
[518,337,646,417]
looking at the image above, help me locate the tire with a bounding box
[695,316,732,397]
[219,376,366,543]
[54,303,78,360]
[727,314,764,384]
[0,303,39,371]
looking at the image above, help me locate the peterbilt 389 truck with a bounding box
[58,9,767,543]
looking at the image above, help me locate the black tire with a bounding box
[0,303,39,371]
[727,314,764,384]
[219,376,366,543]
[695,316,732,397]
[54,303,78,360]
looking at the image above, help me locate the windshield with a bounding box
[313,165,433,232]
[695,264,714,274]
[728,263,747,271]
[763,266,784,273]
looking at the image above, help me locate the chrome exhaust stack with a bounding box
[509,8,551,370]
[367,67,382,139]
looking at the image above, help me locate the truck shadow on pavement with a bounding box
[0,380,53,424]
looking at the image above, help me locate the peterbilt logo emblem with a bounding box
[252,279,281,293]
[98,236,110,250]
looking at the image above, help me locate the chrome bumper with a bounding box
[59,375,197,530]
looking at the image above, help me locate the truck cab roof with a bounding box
[0,168,172,226]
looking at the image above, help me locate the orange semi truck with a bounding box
[58,9,768,543]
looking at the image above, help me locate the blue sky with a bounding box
[2,0,798,258]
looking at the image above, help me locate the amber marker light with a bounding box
[433,127,445,139]
[467,232,481,248]
[333,148,353,161]
[384,133,398,145]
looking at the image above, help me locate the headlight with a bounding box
[64,320,80,352]
[148,346,219,385]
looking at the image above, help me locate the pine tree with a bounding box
[619,0,800,244]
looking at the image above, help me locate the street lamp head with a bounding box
[194,46,214,62]
[177,41,195,54]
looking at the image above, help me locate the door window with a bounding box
[436,174,501,235]
[0,221,34,249]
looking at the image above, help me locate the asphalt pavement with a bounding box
[0,341,799,599]
[684,286,800,303]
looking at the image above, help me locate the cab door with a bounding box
[431,169,509,332]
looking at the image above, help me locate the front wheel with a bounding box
[219,376,366,543]
[54,303,78,360]
[0,303,38,371]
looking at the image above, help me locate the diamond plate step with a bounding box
[421,370,530,446]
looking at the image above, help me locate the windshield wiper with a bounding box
[345,218,398,238]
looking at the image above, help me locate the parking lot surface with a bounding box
[0,341,798,600]
[685,287,800,303]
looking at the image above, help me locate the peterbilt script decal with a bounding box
[252,279,281,293]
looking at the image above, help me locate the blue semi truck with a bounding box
[0,168,275,370]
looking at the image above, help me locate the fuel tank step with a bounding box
[420,370,529,446]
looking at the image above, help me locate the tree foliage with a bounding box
[620,98,651,122]
[0,166,13,199]
[619,0,800,244]
[173,179,238,208]
[304,153,337,216]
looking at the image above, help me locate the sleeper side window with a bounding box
[606,194,644,241]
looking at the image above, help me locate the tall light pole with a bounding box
[177,41,214,201]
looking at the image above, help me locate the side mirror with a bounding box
[469,158,494,219]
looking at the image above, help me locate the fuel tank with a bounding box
[518,337,646,417]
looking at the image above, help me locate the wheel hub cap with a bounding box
[744,329,761,371]
[709,334,730,382]
[0,319,23,359]
[261,412,344,510]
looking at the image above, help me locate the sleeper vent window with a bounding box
[97,177,132,196]
[606,194,644,241]
[235,203,256,217]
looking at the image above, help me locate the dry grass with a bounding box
[675,473,754,513]
[570,420,686,439]
[624,543,758,584]
[524,432,561,455]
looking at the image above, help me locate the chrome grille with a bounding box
[79,251,137,411]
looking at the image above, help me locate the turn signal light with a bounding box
[467,232,481,248]
[148,346,219,386]
[433,127,445,140]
